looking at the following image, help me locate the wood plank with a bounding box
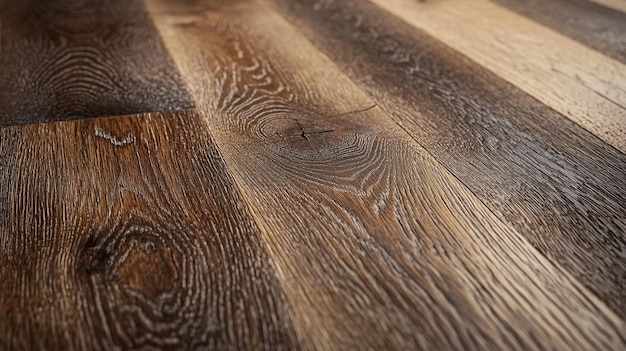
[366,0,626,154]
[590,0,626,13]
[0,0,195,126]
[268,0,626,315]
[491,0,626,63]
[149,1,626,349]
[0,111,302,350]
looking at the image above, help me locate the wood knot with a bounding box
[256,112,340,153]
[79,230,180,301]
[86,248,111,275]
[116,239,180,299]
[80,233,111,275]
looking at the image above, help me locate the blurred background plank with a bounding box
[492,0,626,63]
[369,0,626,153]
[0,0,194,126]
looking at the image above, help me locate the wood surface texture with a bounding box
[491,0,626,63]
[1,0,625,349]
[368,0,626,154]
[269,0,626,315]
[0,0,194,126]
[0,111,301,350]
[148,0,625,349]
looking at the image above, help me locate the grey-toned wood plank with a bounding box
[492,0,626,63]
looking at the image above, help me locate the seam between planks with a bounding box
[0,108,195,130]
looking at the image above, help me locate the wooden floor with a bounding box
[1,0,625,349]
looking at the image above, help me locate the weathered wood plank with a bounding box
[0,0,194,126]
[268,0,626,315]
[491,0,626,63]
[367,0,626,153]
[149,1,626,350]
[0,111,302,350]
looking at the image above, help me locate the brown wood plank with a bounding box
[0,110,302,350]
[267,0,626,315]
[0,0,195,126]
[149,1,626,350]
[491,0,626,63]
[369,0,626,154]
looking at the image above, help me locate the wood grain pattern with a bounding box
[0,0,195,126]
[367,0,626,153]
[491,0,626,63]
[149,1,626,350]
[269,0,626,315]
[0,110,302,350]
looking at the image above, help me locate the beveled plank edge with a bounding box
[0,107,192,129]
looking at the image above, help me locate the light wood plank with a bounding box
[369,0,626,153]
[0,111,302,350]
[269,0,626,315]
[149,1,626,349]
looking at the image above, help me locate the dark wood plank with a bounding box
[0,110,302,350]
[268,0,626,315]
[491,0,626,63]
[0,0,195,126]
[149,1,626,350]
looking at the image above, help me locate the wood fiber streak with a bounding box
[0,0,194,126]
[270,0,626,315]
[0,111,301,350]
[492,0,626,63]
[150,1,626,350]
[368,0,626,153]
